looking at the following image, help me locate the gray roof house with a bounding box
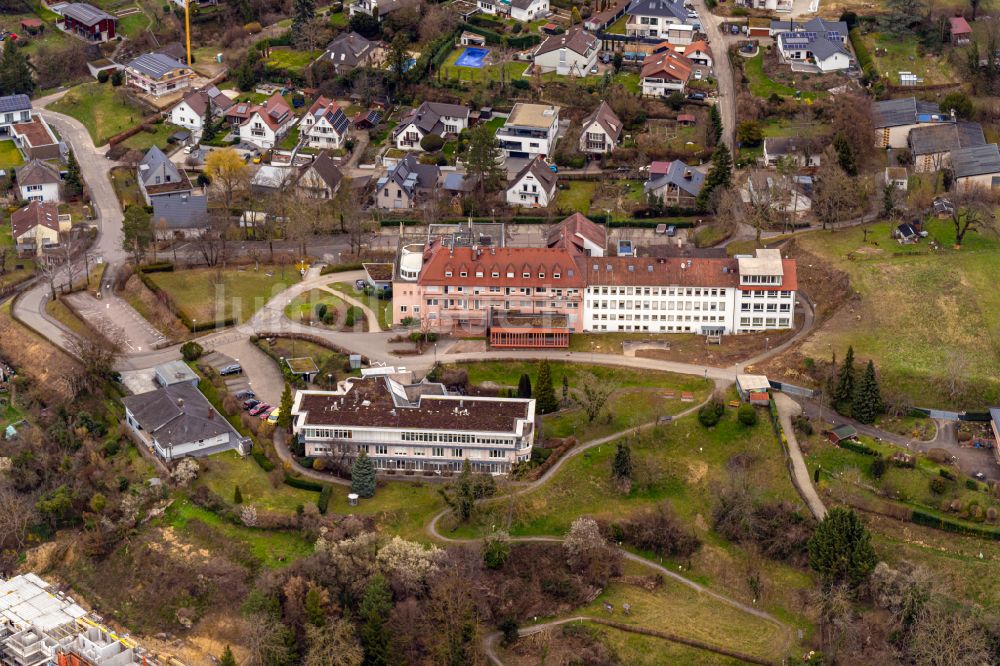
[375,153,441,209]
[15,160,62,202]
[154,360,199,387]
[151,193,208,239]
[296,150,343,199]
[322,31,374,73]
[122,383,249,461]
[773,18,851,72]
[126,52,187,79]
[951,143,1000,188]
[392,101,470,150]
[874,97,955,148]
[908,122,985,172]
[644,159,704,205]
[137,146,192,204]
[626,0,689,23]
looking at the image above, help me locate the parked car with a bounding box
[730,24,740,34]
[667,225,676,237]
[220,363,242,376]
[655,224,667,234]
[589,64,599,74]
[249,403,270,416]
[243,398,260,410]
[266,408,281,424]
[975,471,987,480]
[687,92,706,100]
[694,71,703,80]
[355,279,367,290]
[235,389,255,400]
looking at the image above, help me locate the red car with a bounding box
[249,403,270,416]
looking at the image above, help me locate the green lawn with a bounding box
[861,31,957,85]
[265,47,322,73]
[607,14,628,34]
[582,624,747,665]
[278,126,300,150]
[116,10,148,39]
[0,140,24,171]
[616,71,641,94]
[109,166,143,210]
[556,181,596,214]
[145,266,302,326]
[49,82,147,145]
[743,53,797,99]
[283,288,347,325]
[439,47,531,84]
[325,480,446,542]
[119,122,181,152]
[162,497,314,568]
[452,360,706,391]
[326,281,392,329]
[444,406,793,538]
[328,10,347,26]
[796,218,1000,406]
[197,451,320,513]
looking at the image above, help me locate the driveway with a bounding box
[691,0,736,149]
[64,290,166,353]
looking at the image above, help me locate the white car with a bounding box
[694,71,703,80]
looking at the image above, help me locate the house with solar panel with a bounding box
[0,94,32,136]
[300,97,351,150]
[124,52,194,98]
[772,18,852,73]
[57,3,117,42]
[392,102,470,151]
[376,153,441,209]
[625,0,691,39]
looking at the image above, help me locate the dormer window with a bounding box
[538,272,545,279]
[507,272,514,278]
[522,272,530,278]
[492,271,499,278]
[445,271,452,277]
[460,271,467,277]
[476,271,483,277]
[553,272,560,279]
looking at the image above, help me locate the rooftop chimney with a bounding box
[176,398,184,407]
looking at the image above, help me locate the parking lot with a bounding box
[201,339,283,407]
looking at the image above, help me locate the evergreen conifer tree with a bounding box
[359,574,391,666]
[352,451,376,498]
[233,485,243,504]
[833,346,856,412]
[851,360,883,424]
[562,375,569,403]
[696,142,732,209]
[517,373,532,398]
[612,443,633,482]
[201,102,216,142]
[534,360,558,414]
[709,104,723,143]
[278,383,293,431]
[218,646,237,666]
[291,0,316,45]
[808,507,877,589]
[64,150,83,198]
[0,41,33,96]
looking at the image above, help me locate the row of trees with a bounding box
[829,346,884,424]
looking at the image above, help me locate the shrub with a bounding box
[420,133,445,152]
[966,478,979,491]
[483,531,510,569]
[180,341,203,361]
[939,468,956,481]
[315,303,328,320]
[511,78,530,90]
[244,21,263,33]
[318,485,331,514]
[97,70,109,83]
[737,403,758,426]
[110,70,123,86]
[929,477,947,495]
[609,502,700,558]
[698,398,724,427]
[870,457,888,479]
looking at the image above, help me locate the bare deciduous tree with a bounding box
[578,373,613,422]
[66,322,121,396]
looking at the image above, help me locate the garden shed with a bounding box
[825,424,858,445]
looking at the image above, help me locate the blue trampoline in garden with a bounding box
[455,47,490,68]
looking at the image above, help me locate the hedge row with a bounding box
[849,28,877,80]
[911,510,1000,540]
[459,22,541,49]
[252,449,275,472]
[139,261,175,273]
[838,439,880,456]
[283,474,326,492]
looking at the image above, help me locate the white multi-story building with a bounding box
[580,249,797,334]
[291,370,535,475]
[496,103,560,158]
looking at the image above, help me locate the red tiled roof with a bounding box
[949,16,972,34]
[578,256,798,291]
[641,51,693,82]
[245,93,292,131]
[547,212,606,253]
[684,40,713,59]
[10,201,59,239]
[418,244,586,288]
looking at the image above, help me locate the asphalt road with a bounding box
[693,0,736,150]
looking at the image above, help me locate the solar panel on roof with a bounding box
[0,94,31,114]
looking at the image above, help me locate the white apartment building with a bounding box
[291,369,536,475]
[580,249,797,334]
[496,103,560,158]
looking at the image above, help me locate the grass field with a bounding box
[283,288,347,325]
[444,403,794,538]
[327,281,393,330]
[795,218,1000,406]
[0,139,24,171]
[119,122,180,152]
[265,47,322,73]
[861,31,958,85]
[116,10,148,39]
[197,451,320,513]
[557,181,597,213]
[744,52,796,98]
[145,266,302,326]
[453,360,708,391]
[45,297,93,339]
[49,83,147,145]
[327,480,445,542]
[109,166,143,210]
[162,497,314,568]
[439,47,530,84]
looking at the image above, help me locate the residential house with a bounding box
[626,0,690,38]
[873,96,952,148]
[496,103,561,158]
[546,212,606,256]
[951,143,1000,191]
[510,0,549,21]
[58,3,116,42]
[168,86,234,134]
[122,383,249,461]
[10,201,70,256]
[580,248,797,334]
[296,151,343,199]
[640,50,693,96]
[137,145,192,204]
[643,159,704,206]
[578,101,623,154]
[225,101,255,129]
[124,52,194,98]
[250,165,296,194]
[15,160,61,203]
[375,153,441,209]
[348,0,418,21]
[301,96,351,150]
[532,28,600,76]
[773,18,851,72]
[239,93,296,149]
[506,155,558,207]
[477,0,511,16]
[585,0,630,31]
[321,31,375,73]
[683,40,713,69]
[291,372,535,474]
[907,122,985,172]
[0,94,32,135]
[884,166,908,190]
[151,193,209,239]
[391,242,587,333]
[950,16,972,45]
[762,136,822,168]
[10,116,59,161]
[392,101,470,150]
